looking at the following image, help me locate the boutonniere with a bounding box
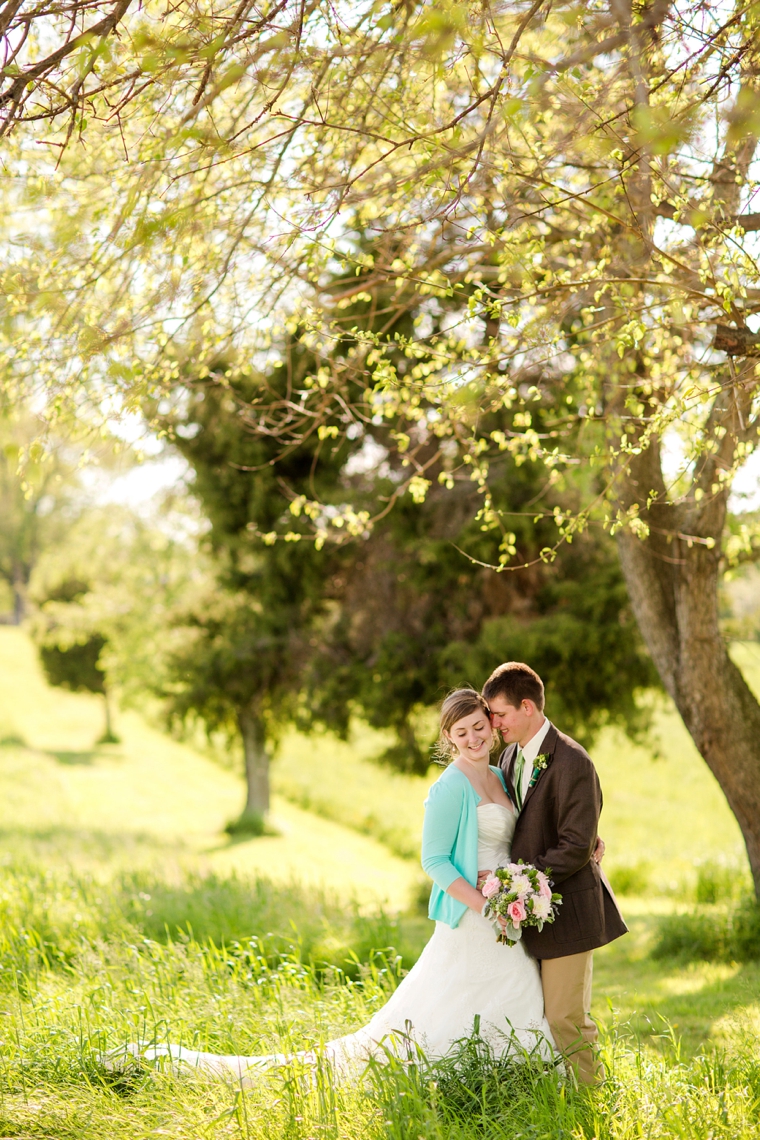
[527,753,552,789]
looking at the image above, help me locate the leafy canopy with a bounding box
[2,1,760,580]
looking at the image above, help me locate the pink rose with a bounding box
[481,876,501,899]
[507,899,526,925]
[538,874,552,900]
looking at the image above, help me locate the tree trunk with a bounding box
[99,688,119,743]
[238,707,270,817]
[12,563,24,624]
[616,447,760,896]
[104,690,114,740]
[610,68,760,893]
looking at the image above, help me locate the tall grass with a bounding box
[0,860,429,986]
[1,862,760,1139]
[3,629,760,1136]
[2,933,760,1138]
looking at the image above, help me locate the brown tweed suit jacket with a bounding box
[500,724,627,960]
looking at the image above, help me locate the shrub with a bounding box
[409,876,432,916]
[652,895,760,962]
[730,895,760,960]
[608,861,651,897]
[695,859,750,904]
[652,909,731,961]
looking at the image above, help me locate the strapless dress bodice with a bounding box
[477,801,515,870]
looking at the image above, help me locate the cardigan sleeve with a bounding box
[421,778,465,891]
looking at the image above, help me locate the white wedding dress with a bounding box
[139,803,554,1081]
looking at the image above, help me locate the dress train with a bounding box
[110,804,555,1083]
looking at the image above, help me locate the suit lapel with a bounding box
[519,724,559,813]
[499,742,519,803]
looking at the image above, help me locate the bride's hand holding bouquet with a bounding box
[480,862,562,946]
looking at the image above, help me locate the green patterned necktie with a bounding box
[513,747,526,810]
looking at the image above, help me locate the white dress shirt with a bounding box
[516,717,552,805]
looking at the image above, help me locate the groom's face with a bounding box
[488,695,533,744]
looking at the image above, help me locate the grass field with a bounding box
[0,628,420,909]
[2,626,760,1138]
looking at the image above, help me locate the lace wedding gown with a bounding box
[139,803,554,1081]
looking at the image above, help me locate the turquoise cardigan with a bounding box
[421,763,509,928]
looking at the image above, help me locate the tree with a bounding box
[0,413,79,622]
[162,588,301,832]
[0,0,303,138]
[30,502,200,744]
[158,356,359,826]
[211,2,760,894]
[35,593,118,744]
[161,275,654,778]
[304,385,657,770]
[6,1,760,891]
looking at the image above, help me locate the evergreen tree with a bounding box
[33,578,118,744]
[160,352,360,827]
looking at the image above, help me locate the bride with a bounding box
[131,688,554,1080]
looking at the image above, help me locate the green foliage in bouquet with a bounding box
[481,862,562,946]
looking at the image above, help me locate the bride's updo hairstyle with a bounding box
[435,687,493,763]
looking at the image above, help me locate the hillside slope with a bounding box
[0,628,420,909]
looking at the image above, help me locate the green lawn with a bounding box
[0,628,421,909]
[2,626,760,1139]
[273,725,430,860]
[593,903,760,1054]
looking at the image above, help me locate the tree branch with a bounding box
[713,324,760,357]
[0,0,134,130]
[655,202,760,232]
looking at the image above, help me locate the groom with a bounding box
[482,661,627,1086]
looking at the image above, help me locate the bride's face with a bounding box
[446,709,493,762]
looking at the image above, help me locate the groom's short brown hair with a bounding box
[482,662,545,711]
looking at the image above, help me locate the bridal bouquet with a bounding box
[480,863,562,946]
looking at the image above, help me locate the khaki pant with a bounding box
[541,950,602,1086]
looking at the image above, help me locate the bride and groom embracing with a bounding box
[131,659,626,1087]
